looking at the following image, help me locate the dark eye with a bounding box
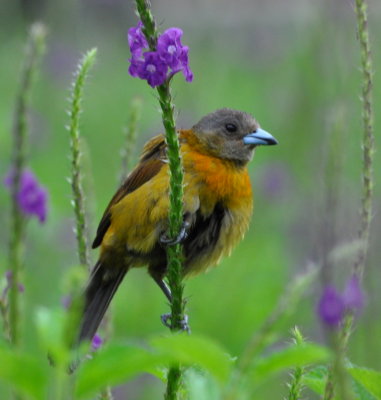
[225,123,237,133]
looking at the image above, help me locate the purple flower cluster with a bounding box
[4,169,48,223]
[128,22,193,87]
[317,275,364,328]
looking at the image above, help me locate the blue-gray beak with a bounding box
[243,128,278,146]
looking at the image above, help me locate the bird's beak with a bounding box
[243,128,278,146]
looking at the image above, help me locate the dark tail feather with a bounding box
[78,261,127,343]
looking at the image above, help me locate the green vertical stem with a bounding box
[67,48,97,270]
[134,1,187,398]
[353,0,374,278]
[8,22,46,347]
[287,328,306,400]
[323,3,374,396]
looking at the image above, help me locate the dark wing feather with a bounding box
[92,135,166,248]
[78,260,128,342]
[184,202,226,266]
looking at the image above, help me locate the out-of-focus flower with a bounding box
[343,274,364,312]
[1,270,25,300]
[4,169,48,223]
[317,274,365,328]
[61,295,72,310]
[317,285,345,328]
[91,333,103,350]
[127,21,193,87]
[260,162,290,200]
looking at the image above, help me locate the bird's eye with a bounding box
[225,123,237,133]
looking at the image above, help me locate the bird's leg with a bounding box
[160,213,191,246]
[152,275,172,303]
[149,269,190,333]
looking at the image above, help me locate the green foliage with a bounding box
[75,344,169,399]
[303,365,381,400]
[150,334,233,382]
[0,347,47,399]
[249,342,331,381]
[349,366,381,399]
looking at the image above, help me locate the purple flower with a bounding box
[157,28,182,68]
[91,333,103,350]
[128,21,148,58]
[317,285,345,328]
[127,21,193,86]
[177,46,193,82]
[137,52,168,88]
[157,28,193,82]
[4,169,48,223]
[343,274,364,312]
[128,56,144,78]
[317,275,365,328]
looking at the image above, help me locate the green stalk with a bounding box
[134,1,187,398]
[353,0,374,278]
[8,22,46,347]
[67,48,115,399]
[286,327,306,400]
[323,2,374,396]
[67,48,97,270]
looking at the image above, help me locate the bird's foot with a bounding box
[160,220,190,246]
[161,313,191,333]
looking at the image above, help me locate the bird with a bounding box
[78,108,277,343]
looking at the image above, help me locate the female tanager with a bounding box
[79,108,277,342]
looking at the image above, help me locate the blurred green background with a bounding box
[0,0,380,398]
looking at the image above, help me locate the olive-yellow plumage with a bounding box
[78,108,277,342]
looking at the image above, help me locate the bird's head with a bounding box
[191,108,277,165]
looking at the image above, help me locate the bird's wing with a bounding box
[92,135,166,248]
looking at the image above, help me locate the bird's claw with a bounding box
[160,220,190,246]
[161,313,191,333]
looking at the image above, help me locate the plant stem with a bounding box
[323,2,374,396]
[353,0,374,278]
[67,48,114,399]
[8,22,46,347]
[67,48,97,270]
[286,327,306,400]
[323,319,354,400]
[134,2,187,398]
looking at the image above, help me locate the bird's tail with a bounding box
[78,261,128,343]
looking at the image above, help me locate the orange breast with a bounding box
[180,131,254,274]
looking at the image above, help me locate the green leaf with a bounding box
[185,368,221,400]
[75,343,171,399]
[302,365,328,396]
[349,366,381,399]
[0,348,47,399]
[249,343,331,381]
[352,378,377,400]
[150,334,233,382]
